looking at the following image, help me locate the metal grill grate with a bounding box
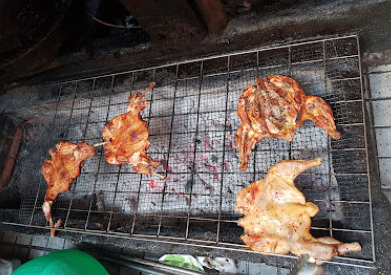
[10,35,375,269]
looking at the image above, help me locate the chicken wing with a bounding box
[102,82,160,175]
[235,158,361,261]
[235,75,341,171]
[41,141,96,235]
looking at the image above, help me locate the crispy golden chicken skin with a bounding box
[41,141,96,235]
[235,158,361,261]
[235,75,341,171]
[102,82,160,175]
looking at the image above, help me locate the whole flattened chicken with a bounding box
[235,75,341,171]
[235,157,361,261]
[102,82,160,175]
[42,141,96,236]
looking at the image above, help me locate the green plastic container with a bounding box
[12,249,108,275]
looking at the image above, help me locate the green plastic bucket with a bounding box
[12,249,108,275]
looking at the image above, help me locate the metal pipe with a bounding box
[99,255,207,275]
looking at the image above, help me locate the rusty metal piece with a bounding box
[0,126,23,189]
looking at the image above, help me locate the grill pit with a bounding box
[5,35,378,269]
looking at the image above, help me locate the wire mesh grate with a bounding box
[12,35,375,268]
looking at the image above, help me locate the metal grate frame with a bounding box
[7,35,376,269]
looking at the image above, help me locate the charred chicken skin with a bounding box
[235,158,361,261]
[41,141,96,235]
[102,82,160,175]
[235,75,341,171]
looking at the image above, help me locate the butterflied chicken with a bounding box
[235,75,341,171]
[235,158,361,261]
[42,141,96,236]
[102,82,160,176]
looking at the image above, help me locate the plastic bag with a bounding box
[159,254,204,272]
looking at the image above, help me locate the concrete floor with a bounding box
[0,231,135,274]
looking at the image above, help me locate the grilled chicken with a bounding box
[41,141,96,235]
[235,75,341,171]
[235,158,361,261]
[102,82,160,175]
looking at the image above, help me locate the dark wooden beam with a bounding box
[194,0,227,34]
